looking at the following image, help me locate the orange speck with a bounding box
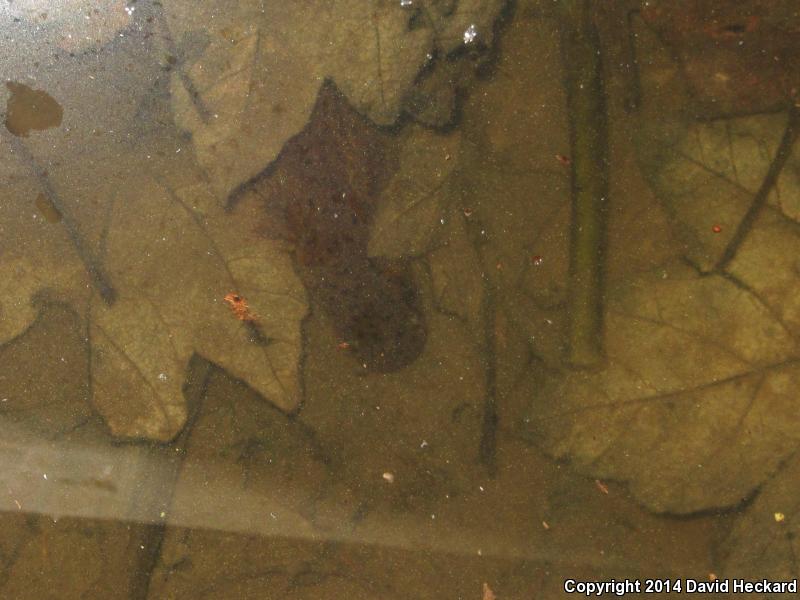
[555,153,571,166]
[483,583,497,600]
[224,292,257,322]
[595,479,609,495]
[712,224,722,233]
[337,341,351,350]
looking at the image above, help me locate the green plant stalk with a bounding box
[560,0,609,367]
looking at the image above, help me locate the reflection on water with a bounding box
[1,0,800,598]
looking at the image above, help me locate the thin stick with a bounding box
[713,105,800,273]
[560,0,610,367]
[478,271,499,476]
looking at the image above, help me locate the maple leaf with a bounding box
[87,169,307,441]
[165,0,508,200]
[1,112,306,443]
[369,9,800,515]
[522,47,800,512]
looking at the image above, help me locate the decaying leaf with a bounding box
[526,261,800,513]
[369,124,463,259]
[89,173,306,440]
[513,29,800,512]
[1,133,306,441]
[166,0,508,200]
[639,111,800,271]
[359,10,800,515]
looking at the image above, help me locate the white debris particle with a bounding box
[382,472,395,483]
[463,24,477,44]
[158,373,168,382]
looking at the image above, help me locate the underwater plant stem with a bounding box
[559,0,610,367]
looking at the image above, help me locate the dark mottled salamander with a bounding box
[230,82,426,372]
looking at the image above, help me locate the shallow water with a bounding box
[1,1,799,598]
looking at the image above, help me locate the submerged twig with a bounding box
[559,0,610,367]
[713,105,800,273]
[478,269,499,477]
[462,215,499,476]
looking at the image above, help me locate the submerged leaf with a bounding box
[522,31,800,514]
[527,262,800,513]
[89,174,306,440]
[166,0,507,199]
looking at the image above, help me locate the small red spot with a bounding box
[337,341,350,350]
[531,255,544,266]
[555,154,571,166]
[595,479,609,495]
[712,225,722,233]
